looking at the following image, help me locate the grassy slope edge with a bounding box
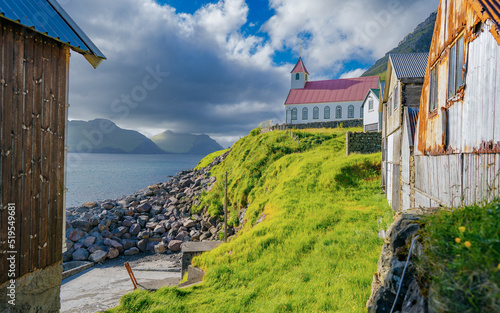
[109,128,392,313]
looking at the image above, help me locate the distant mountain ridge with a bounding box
[362,11,437,81]
[68,119,222,155]
[150,130,224,155]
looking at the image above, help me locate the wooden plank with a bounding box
[39,38,52,269]
[494,42,500,143]
[450,154,461,207]
[23,32,35,273]
[2,24,15,281]
[11,25,29,278]
[48,42,60,266]
[30,35,43,272]
[0,18,10,285]
[55,46,68,262]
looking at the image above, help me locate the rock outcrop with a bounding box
[63,150,232,264]
[367,209,435,313]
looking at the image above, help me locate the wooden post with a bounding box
[224,172,228,243]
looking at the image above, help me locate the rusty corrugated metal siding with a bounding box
[417,0,500,155]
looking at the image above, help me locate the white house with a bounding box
[285,58,379,124]
[361,89,381,132]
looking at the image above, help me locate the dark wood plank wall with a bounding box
[0,18,68,285]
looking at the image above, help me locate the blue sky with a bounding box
[61,0,439,147]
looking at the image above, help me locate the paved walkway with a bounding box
[60,254,181,313]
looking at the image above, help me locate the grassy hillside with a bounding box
[68,119,164,154]
[110,127,392,312]
[151,130,224,155]
[362,11,436,81]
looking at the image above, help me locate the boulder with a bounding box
[89,250,107,263]
[129,223,141,236]
[153,225,166,234]
[68,229,84,242]
[82,201,97,208]
[113,226,128,237]
[122,220,133,227]
[167,240,183,252]
[183,219,196,228]
[83,236,96,248]
[137,203,152,213]
[107,247,119,259]
[137,239,148,252]
[154,243,167,253]
[122,239,137,250]
[72,248,89,261]
[137,215,149,227]
[124,247,140,256]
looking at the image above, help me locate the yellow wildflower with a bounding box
[498,264,500,270]
[464,241,471,248]
[459,226,466,232]
[455,238,461,243]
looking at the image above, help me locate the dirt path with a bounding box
[60,253,182,313]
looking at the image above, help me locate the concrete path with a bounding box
[60,253,181,313]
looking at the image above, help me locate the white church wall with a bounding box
[285,101,363,124]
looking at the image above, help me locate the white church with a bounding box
[285,58,380,124]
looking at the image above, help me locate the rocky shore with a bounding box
[63,151,232,263]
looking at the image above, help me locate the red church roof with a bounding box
[285,76,379,105]
[291,57,309,74]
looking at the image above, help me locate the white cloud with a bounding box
[339,68,368,79]
[61,0,438,146]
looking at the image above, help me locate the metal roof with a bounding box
[285,76,379,105]
[291,57,310,74]
[389,53,429,79]
[0,0,106,68]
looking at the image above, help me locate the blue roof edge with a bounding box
[47,0,106,68]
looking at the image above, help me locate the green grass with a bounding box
[416,202,500,312]
[195,149,230,169]
[109,127,392,313]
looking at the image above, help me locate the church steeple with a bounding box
[291,57,309,89]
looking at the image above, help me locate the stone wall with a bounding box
[346,131,382,156]
[0,262,62,313]
[263,119,363,133]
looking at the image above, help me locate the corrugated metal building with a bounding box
[0,0,105,311]
[381,53,428,211]
[414,0,500,208]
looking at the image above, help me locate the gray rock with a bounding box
[167,240,183,252]
[129,223,141,236]
[72,220,92,232]
[101,230,112,239]
[83,236,96,248]
[138,215,149,227]
[124,247,140,256]
[66,239,74,250]
[154,243,167,253]
[122,239,137,250]
[137,230,151,240]
[137,203,152,213]
[104,238,123,251]
[107,247,119,259]
[183,219,196,228]
[68,229,84,242]
[122,220,133,227]
[72,248,89,261]
[154,225,166,234]
[113,226,128,237]
[89,250,107,263]
[137,239,148,252]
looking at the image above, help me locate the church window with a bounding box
[296,73,300,80]
[336,106,342,119]
[302,107,308,120]
[313,107,319,119]
[368,98,374,110]
[348,105,354,118]
[291,108,297,120]
[324,106,330,119]
[360,106,363,118]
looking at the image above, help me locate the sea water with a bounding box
[66,153,203,208]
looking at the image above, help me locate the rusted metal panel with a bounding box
[418,0,500,155]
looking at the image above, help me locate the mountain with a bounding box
[68,119,165,154]
[150,130,224,155]
[362,11,437,81]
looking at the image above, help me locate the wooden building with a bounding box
[381,53,428,211]
[414,0,500,208]
[0,1,105,311]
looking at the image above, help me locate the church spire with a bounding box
[291,57,309,89]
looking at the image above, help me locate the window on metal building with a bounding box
[448,35,465,98]
[429,67,438,112]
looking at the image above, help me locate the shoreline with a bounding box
[63,150,232,264]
